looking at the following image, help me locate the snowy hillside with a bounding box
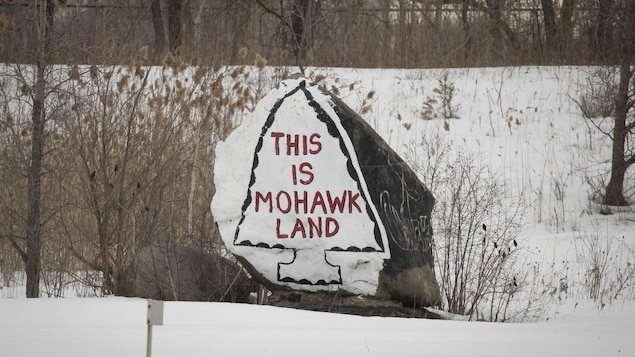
[309,66,635,317]
[1,66,634,356]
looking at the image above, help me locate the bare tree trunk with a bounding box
[431,0,443,64]
[604,0,635,206]
[187,139,199,239]
[26,70,44,298]
[380,0,392,67]
[541,0,557,62]
[167,0,184,53]
[291,0,314,66]
[461,0,472,63]
[26,0,55,299]
[151,0,166,61]
[191,0,206,53]
[486,0,504,65]
[596,0,615,63]
[557,0,575,58]
[604,64,633,206]
[397,0,408,67]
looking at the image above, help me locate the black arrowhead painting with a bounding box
[232,79,389,286]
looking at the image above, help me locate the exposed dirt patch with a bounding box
[267,291,442,319]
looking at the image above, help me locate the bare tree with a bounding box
[485,0,505,64]
[541,0,557,61]
[3,0,632,68]
[148,0,184,59]
[290,0,316,65]
[460,0,473,63]
[166,0,184,53]
[596,0,615,63]
[22,0,55,298]
[151,0,167,61]
[557,0,576,58]
[0,0,63,298]
[577,1,635,206]
[248,0,320,66]
[603,0,635,206]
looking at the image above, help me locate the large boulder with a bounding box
[212,76,440,308]
[123,245,256,302]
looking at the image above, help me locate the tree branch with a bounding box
[5,234,27,263]
[248,0,286,24]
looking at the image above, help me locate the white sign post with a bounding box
[146,299,164,357]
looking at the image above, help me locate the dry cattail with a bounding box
[135,66,145,78]
[0,13,16,31]
[238,47,248,61]
[90,65,98,82]
[255,53,267,69]
[117,75,130,92]
[231,66,245,79]
[163,52,176,70]
[139,46,149,62]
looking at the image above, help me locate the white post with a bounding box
[146,323,153,357]
[146,300,164,357]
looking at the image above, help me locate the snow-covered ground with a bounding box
[0,297,633,356]
[1,66,634,356]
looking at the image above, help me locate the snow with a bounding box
[0,297,633,356]
[2,65,635,356]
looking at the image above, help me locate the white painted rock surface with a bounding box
[212,77,439,306]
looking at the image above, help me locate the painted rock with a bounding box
[212,76,440,307]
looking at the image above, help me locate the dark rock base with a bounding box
[267,291,442,319]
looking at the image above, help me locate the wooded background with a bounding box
[1,0,632,67]
[0,0,633,299]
